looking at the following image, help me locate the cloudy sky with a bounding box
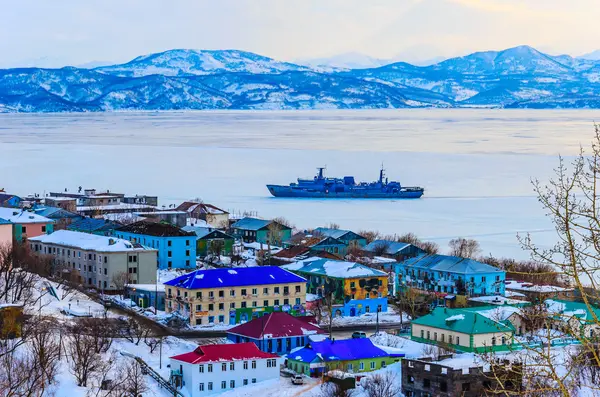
[1,0,599,67]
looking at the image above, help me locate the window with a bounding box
[241,289,247,296]
[420,330,424,338]
[218,315,224,323]
[221,381,226,389]
[209,291,214,298]
[441,367,447,374]
[347,363,353,371]
[186,239,190,246]
[441,334,445,342]
[196,304,202,311]
[197,291,202,299]
[22,226,27,233]
[252,379,256,384]
[219,303,224,310]
[263,287,269,294]
[243,361,248,370]
[168,240,172,247]
[252,301,257,307]
[350,281,355,288]
[427,331,430,339]
[207,364,213,372]
[252,361,256,369]
[283,286,289,295]
[492,337,496,345]
[359,362,364,370]
[449,335,453,344]
[199,383,204,391]
[186,250,190,256]
[230,362,235,370]
[230,302,236,309]
[295,285,301,293]
[230,380,235,388]
[208,382,213,391]
[482,276,486,282]
[365,306,370,313]
[274,299,280,306]
[252,288,257,295]
[186,260,190,266]
[168,251,172,257]
[219,290,224,297]
[370,361,375,369]
[41,225,46,232]
[456,336,460,345]
[243,379,248,386]
[222,363,227,371]
[274,287,280,294]
[241,302,247,308]
[199,365,204,373]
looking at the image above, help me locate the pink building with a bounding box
[0,219,12,250]
[0,208,54,243]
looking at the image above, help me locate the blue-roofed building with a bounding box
[363,239,425,261]
[231,217,292,245]
[286,338,404,377]
[115,221,196,270]
[68,217,121,236]
[0,194,22,208]
[164,266,307,326]
[283,258,389,316]
[313,227,367,248]
[33,207,82,230]
[395,254,506,297]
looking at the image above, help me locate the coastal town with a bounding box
[0,186,597,397]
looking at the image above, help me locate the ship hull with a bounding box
[267,185,424,199]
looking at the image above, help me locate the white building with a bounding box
[170,342,280,396]
[29,230,157,290]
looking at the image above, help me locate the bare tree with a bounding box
[122,317,146,346]
[326,222,340,230]
[77,318,115,354]
[448,237,481,258]
[207,240,225,263]
[357,230,380,244]
[0,243,40,307]
[144,335,163,354]
[361,372,401,397]
[118,360,149,397]
[67,331,105,387]
[267,221,285,247]
[371,241,391,256]
[111,271,128,298]
[319,382,353,397]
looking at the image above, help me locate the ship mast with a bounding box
[316,166,326,180]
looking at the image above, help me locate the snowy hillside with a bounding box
[0,46,599,111]
[97,49,308,77]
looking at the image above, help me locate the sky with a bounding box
[1,0,599,68]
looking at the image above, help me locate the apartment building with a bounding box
[29,230,157,290]
[164,266,307,325]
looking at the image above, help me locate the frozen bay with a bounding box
[1,109,599,259]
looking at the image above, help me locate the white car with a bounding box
[291,374,304,385]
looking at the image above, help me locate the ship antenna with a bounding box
[380,163,385,183]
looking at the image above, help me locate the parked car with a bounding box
[291,375,304,385]
[352,331,367,339]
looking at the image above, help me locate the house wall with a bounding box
[411,324,514,353]
[115,231,195,269]
[237,228,292,245]
[339,297,388,317]
[205,213,229,228]
[226,334,311,355]
[197,238,233,257]
[165,282,306,325]
[30,242,157,290]
[287,356,398,377]
[125,286,166,310]
[14,222,53,242]
[174,357,280,397]
[0,223,12,250]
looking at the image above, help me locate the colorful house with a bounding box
[395,254,506,297]
[170,343,280,397]
[287,338,404,377]
[231,217,292,245]
[411,307,515,353]
[0,194,22,208]
[115,221,196,269]
[546,299,600,339]
[68,217,120,236]
[282,258,389,317]
[34,206,82,230]
[313,228,367,249]
[0,208,54,242]
[125,284,166,310]
[164,266,307,326]
[182,226,234,257]
[362,240,425,261]
[226,312,325,354]
[0,218,12,250]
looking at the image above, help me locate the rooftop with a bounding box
[228,312,324,339]
[291,338,400,363]
[400,254,504,275]
[0,208,53,224]
[29,230,154,253]
[505,280,573,293]
[34,206,81,219]
[411,307,514,335]
[282,258,387,279]
[232,217,290,231]
[116,221,195,237]
[364,240,418,255]
[170,342,278,364]
[546,299,600,323]
[164,266,306,289]
[68,218,121,233]
[77,203,155,211]
[313,227,361,240]
[182,226,233,240]
[176,201,229,215]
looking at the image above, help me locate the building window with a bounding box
[492,337,496,346]
[230,362,235,370]
[199,365,204,373]
[359,362,364,370]
[370,361,375,369]
[284,299,289,305]
[41,225,46,232]
[222,363,227,372]
[230,302,236,309]
[295,298,301,305]
[186,260,190,266]
[241,302,247,308]
[22,226,27,233]
[209,291,214,298]
[456,337,460,345]
[196,291,202,299]
[252,301,257,307]
[168,240,172,247]
[199,383,204,391]
[186,250,190,256]
[252,378,256,384]
[221,381,226,389]
[427,331,430,339]
[420,330,424,338]
[186,240,190,246]
[274,287,280,294]
[243,379,248,386]
[241,289,247,296]
[219,303,224,310]
[252,361,256,369]
[208,364,213,372]
[252,288,258,295]
[230,289,235,297]
[230,380,235,388]
[208,382,213,391]
[274,299,280,306]
[263,287,269,294]
[218,315,224,323]
[347,363,353,371]
[243,361,248,370]
[196,304,202,311]
[168,251,172,257]
[263,300,269,307]
[295,285,301,293]
[219,290,224,297]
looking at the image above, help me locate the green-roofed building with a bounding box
[411,307,516,353]
[546,299,600,339]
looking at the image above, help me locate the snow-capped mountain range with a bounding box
[1,45,599,112]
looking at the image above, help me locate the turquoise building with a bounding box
[395,254,506,297]
[115,221,196,269]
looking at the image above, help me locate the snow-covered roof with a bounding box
[125,284,164,292]
[400,254,504,275]
[505,280,572,293]
[29,230,155,252]
[0,208,53,224]
[468,295,524,305]
[77,203,156,211]
[282,257,387,279]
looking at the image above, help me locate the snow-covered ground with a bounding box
[323,307,407,327]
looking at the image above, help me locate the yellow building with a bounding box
[164,266,307,325]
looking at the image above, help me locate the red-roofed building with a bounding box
[226,312,325,354]
[170,342,280,396]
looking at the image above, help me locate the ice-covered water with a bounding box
[1,109,599,259]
